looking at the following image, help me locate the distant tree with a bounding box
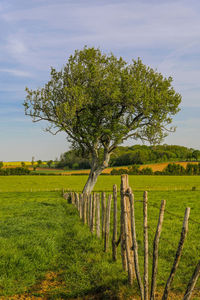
[31,157,35,169]
[47,160,53,168]
[192,150,200,161]
[0,161,3,169]
[24,47,181,193]
[21,161,26,168]
[186,153,193,161]
[37,160,42,168]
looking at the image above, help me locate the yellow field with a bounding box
[3,161,46,167]
[60,161,199,175]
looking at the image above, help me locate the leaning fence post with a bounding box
[183,260,200,300]
[162,207,190,300]
[150,200,166,300]
[96,194,100,238]
[112,184,118,261]
[129,187,144,299]
[143,191,149,300]
[104,194,112,252]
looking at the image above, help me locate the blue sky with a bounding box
[0,0,200,161]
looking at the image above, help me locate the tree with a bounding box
[37,160,42,168]
[31,157,35,169]
[47,160,53,168]
[0,161,3,169]
[24,47,181,193]
[21,161,26,168]
[192,150,200,161]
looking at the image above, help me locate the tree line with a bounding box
[57,145,200,170]
[111,162,200,176]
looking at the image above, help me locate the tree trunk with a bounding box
[83,167,103,194]
[82,150,110,194]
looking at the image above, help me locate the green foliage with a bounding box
[21,162,26,168]
[0,161,3,169]
[163,163,185,175]
[0,167,30,176]
[57,144,198,170]
[111,165,153,175]
[47,160,53,168]
[57,150,90,169]
[24,47,181,188]
[110,168,129,175]
[110,144,195,166]
[37,160,42,167]
[192,150,200,161]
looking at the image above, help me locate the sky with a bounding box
[0,0,200,161]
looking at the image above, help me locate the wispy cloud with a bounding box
[0,68,32,77]
[0,0,200,159]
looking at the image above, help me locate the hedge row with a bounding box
[110,163,200,176]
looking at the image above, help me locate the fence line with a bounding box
[63,175,200,300]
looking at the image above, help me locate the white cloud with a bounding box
[0,68,32,77]
[6,36,28,57]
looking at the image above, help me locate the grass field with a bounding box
[0,176,200,299]
[0,175,199,192]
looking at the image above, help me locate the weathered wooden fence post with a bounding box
[162,207,190,300]
[91,193,96,233]
[120,175,128,271]
[183,260,200,300]
[121,174,135,281]
[83,193,88,225]
[87,193,90,226]
[129,187,144,299]
[101,192,106,239]
[123,188,134,285]
[112,184,118,261]
[71,192,75,205]
[96,193,100,238]
[143,191,149,300]
[79,193,83,219]
[89,194,93,228]
[150,199,166,300]
[75,192,79,211]
[104,194,112,252]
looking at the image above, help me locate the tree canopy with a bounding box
[24,47,181,193]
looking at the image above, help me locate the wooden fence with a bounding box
[63,174,200,300]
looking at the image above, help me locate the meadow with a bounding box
[0,175,200,192]
[0,175,200,299]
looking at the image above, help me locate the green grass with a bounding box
[0,176,200,298]
[0,175,200,192]
[0,191,131,298]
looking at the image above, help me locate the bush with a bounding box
[110,168,129,175]
[140,167,153,175]
[0,167,30,176]
[163,163,185,175]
